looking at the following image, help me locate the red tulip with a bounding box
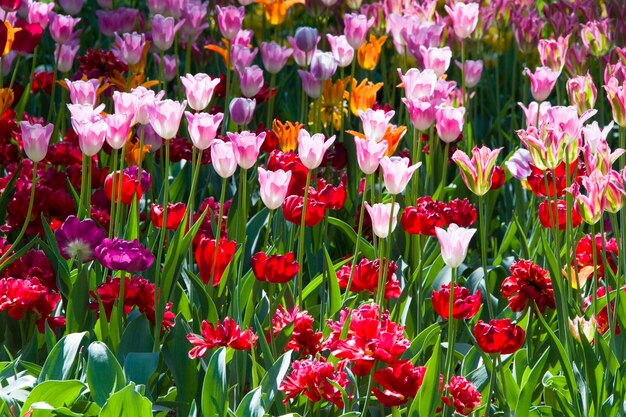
[314,177,346,210]
[473,319,525,354]
[336,258,401,299]
[441,376,482,416]
[501,259,555,312]
[401,196,446,236]
[431,283,482,320]
[489,165,505,190]
[251,252,299,283]
[538,199,582,230]
[371,361,426,406]
[280,358,349,408]
[441,198,477,227]
[104,171,142,205]
[575,233,618,279]
[150,202,187,230]
[12,19,43,55]
[282,194,326,227]
[270,306,322,355]
[195,237,236,286]
[187,317,258,359]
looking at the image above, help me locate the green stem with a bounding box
[262,209,274,250]
[153,140,170,350]
[342,174,369,305]
[108,150,118,237]
[296,170,313,306]
[210,177,228,285]
[479,195,494,318]
[483,355,498,417]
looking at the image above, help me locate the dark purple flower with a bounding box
[124,166,152,194]
[55,215,106,262]
[95,238,155,272]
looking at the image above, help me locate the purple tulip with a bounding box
[55,215,106,262]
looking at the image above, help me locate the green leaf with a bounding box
[324,247,342,317]
[328,217,375,259]
[235,387,263,417]
[515,349,550,417]
[410,334,441,417]
[66,265,90,334]
[86,342,126,407]
[38,332,88,383]
[99,383,152,417]
[21,380,86,417]
[117,315,154,365]
[123,352,159,387]
[201,347,227,417]
[259,351,292,409]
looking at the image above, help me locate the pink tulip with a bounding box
[105,113,132,150]
[73,118,108,156]
[65,79,99,106]
[326,34,354,68]
[420,46,452,78]
[505,149,532,181]
[216,5,244,40]
[297,129,336,170]
[344,13,374,50]
[59,0,84,16]
[257,167,292,210]
[148,98,187,140]
[604,170,624,213]
[231,44,258,68]
[310,51,337,81]
[114,32,145,66]
[379,156,421,195]
[516,126,570,171]
[452,146,503,196]
[180,73,220,111]
[398,68,437,100]
[582,121,624,175]
[143,124,162,152]
[538,35,569,72]
[435,105,465,143]
[444,2,479,39]
[358,108,395,142]
[211,139,238,178]
[227,131,266,169]
[298,70,322,99]
[403,98,437,131]
[523,66,560,102]
[569,170,608,224]
[28,1,55,28]
[455,59,483,88]
[49,13,80,44]
[354,138,388,175]
[237,65,264,98]
[153,54,178,82]
[435,224,476,268]
[132,86,165,126]
[54,42,79,73]
[229,97,256,126]
[566,73,596,116]
[603,77,626,127]
[112,91,139,124]
[20,121,54,162]
[288,36,318,67]
[546,106,596,141]
[518,101,551,129]
[580,19,611,57]
[181,0,209,42]
[151,14,184,51]
[365,202,400,239]
[67,103,105,125]
[185,111,223,150]
[260,41,293,74]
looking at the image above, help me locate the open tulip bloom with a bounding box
[2,3,626,417]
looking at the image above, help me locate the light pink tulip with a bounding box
[132,87,165,126]
[568,170,608,224]
[28,1,55,28]
[444,2,479,39]
[148,98,187,140]
[523,66,560,102]
[227,131,266,169]
[603,77,626,127]
[403,98,437,131]
[65,78,99,106]
[48,13,80,44]
[518,101,551,129]
[505,149,532,181]
[112,91,139,124]
[20,121,54,162]
[73,118,108,156]
[398,68,437,100]
[344,13,374,50]
[379,156,421,195]
[358,108,395,143]
[365,202,400,239]
[297,129,336,170]
[420,46,452,78]
[185,111,224,150]
[114,32,145,66]
[354,138,388,175]
[260,41,293,74]
[55,43,79,73]
[326,34,354,68]
[435,105,465,143]
[231,44,258,68]
[237,65,264,98]
[211,139,238,178]
[151,14,184,51]
[180,73,220,111]
[216,5,244,40]
[435,223,476,268]
[455,59,483,88]
[105,113,132,150]
[566,73,597,116]
[257,167,292,210]
[67,103,105,125]
[538,35,569,72]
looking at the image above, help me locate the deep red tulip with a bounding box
[336,258,401,299]
[195,237,237,286]
[431,283,482,320]
[280,358,349,408]
[31,72,54,95]
[371,361,426,406]
[441,376,482,416]
[270,306,322,356]
[575,233,618,279]
[187,317,258,359]
[441,198,477,227]
[501,259,555,312]
[12,19,43,55]
[401,196,446,236]
[538,199,582,230]
[490,165,505,190]
[314,177,346,210]
[0,0,20,12]
[104,171,142,205]
[150,202,187,230]
[526,161,576,198]
[251,252,299,283]
[473,319,525,354]
[583,286,621,336]
[282,194,326,227]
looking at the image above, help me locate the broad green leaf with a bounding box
[86,342,126,407]
[235,387,263,417]
[324,247,341,317]
[201,347,227,417]
[260,351,292,409]
[410,334,441,417]
[21,380,86,417]
[515,349,550,417]
[99,383,152,417]
[123,353,159,387]
[328,217,375,259]
[38,332,87,383]
[66,265,90,333]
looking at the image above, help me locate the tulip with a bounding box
[403,98,436,131]
[603,170,624,214]
[227,131,266,169]
[298,70,322,99]
[28,1,55,29]
[58,0,84,15]
[67,103,105,125]
[260,41,293,74]
[538,35,569,72]
[452,146,503,196]
[580,19,611,57]
[48,13,80,44]
[473,319,525,354]
[603,77,626,127]
[65,78,99,106]
[435,105,465,143]
[114,32,145,66]
[153,54,178,82]
[237,65,264,98]
[112,91,139,124]
[344,13,374,50]
[358,108,395,142]
[326,34,354,68]
[216,5,244,40]
[105,113,132,150]
[229,97,256,126]
[569,316,596,343]
[73,118,108,156]
[566,73,596,116]
[569,170,608,224]
[181,1,209,42]
[20,121,54,162]
[420,46,452,77]
[357,34,386,71]
[151,14,184,51]
[310,51,337,81]
[379,156,421,195]
[257,167,292,210]
[132,87,165,126]
[397,68,437,100]
[354,138,388,175]
[523,66,560,102]
[148,98,187,140]
[455,60,483,88]
[231,44,258,68]
[435,223,476,268]
[505,148,532,180]
[211,139,238,178]
[518,101,551,129]
[294,26,319,52]
[297,129,336,170]
[54,42,79,73]
[444,2,479,39]
[185,112,223,150]
[365,202,400,239]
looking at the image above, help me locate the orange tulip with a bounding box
[272,119,302,152]
[205,39,230,68]
[125,139,152,166]
[380,125,407,156]
[0,21,18,56]
[254,0,305,26]
[346,78,383,116]
[0,88,14,114]
[357,35,387,71]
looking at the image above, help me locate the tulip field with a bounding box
[2,0,626,416]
